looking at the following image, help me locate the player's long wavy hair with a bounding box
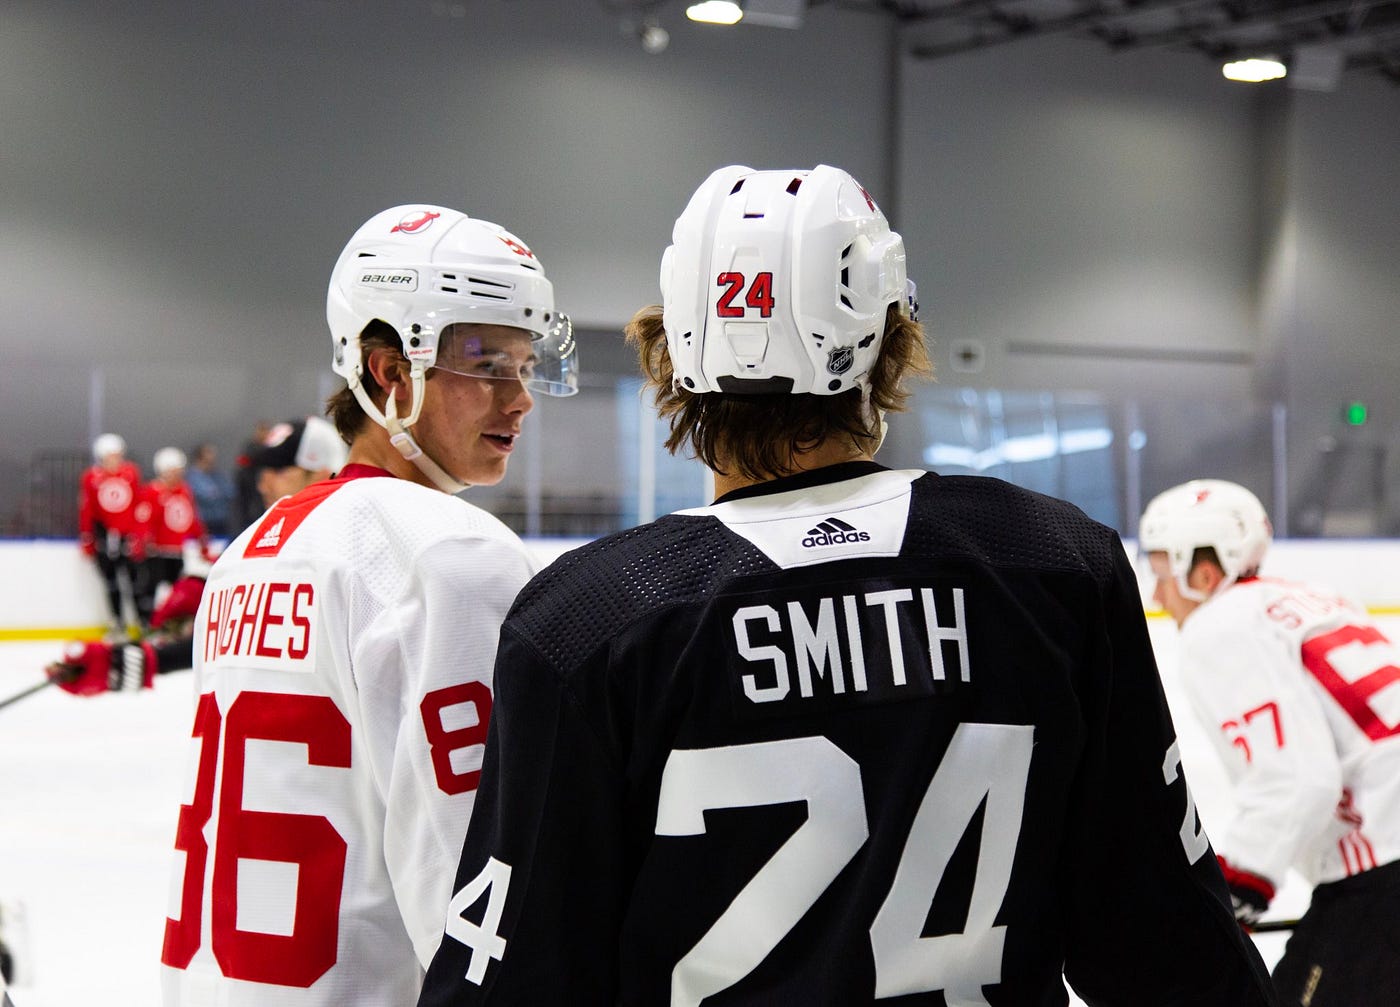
[627,304,932,481]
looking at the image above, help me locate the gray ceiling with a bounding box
[611,0,1400,87]
[875,0,1400,87]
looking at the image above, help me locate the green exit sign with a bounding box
[1344,401,1368,426]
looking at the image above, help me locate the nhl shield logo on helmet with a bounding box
[391,210,441,234]
[827,346,854,375]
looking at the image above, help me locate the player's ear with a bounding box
[1189,557,1225,594]
[364,345,410,401]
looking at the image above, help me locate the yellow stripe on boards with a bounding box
[0,626,107,642]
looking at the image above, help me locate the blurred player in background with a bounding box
[232,419,272,531]
[136,447,208,625]
[185,442,237,538]
[78,432,145,637]
[45,417,348,697]
[247,416,346,513]
[419,166,1275,1006]
[1140,479,1400,1006]
[159,204,578,1006]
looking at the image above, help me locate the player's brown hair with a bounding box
[626,304,932,481]
[325,320,404,442]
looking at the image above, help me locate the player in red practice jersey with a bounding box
[135,447,208,626]
[418,167,1276,1007]
[78,432,144,636]
[45,418,348,697]
[158,204,578,1007]
[1141,479,1400,1006]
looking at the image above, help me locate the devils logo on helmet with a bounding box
[391,210,441,234]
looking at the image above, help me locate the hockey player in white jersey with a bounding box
[419,167,1276,1006]
[1140,479,1400,1006]
[159,204,578,1006]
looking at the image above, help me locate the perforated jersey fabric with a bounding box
[420,463,1279,1007]
[160,470,537,1007]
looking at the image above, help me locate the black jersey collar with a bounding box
[713,460,891,505]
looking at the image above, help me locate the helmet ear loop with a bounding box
[384,363,427,459]
[862,389,889,456]
[1176,575,1211,604]
[383,364,470,494]
[1175,551,1227,604]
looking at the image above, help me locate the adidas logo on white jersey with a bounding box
[254,517,285,550]
[801,516,871,548]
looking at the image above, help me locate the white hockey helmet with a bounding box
[327,204,566,391]
[1138,479,1272,601]
[92,432,126,461]
[326,204,573,491]
[659,164,911,396]
[153,447,187,476]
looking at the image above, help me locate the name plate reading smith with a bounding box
[725,580,972,719]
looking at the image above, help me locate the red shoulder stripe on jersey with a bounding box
[243,480,348,559]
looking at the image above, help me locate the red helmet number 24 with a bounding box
[716,271,775,319]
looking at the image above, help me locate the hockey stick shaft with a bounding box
[1250,918,1300,933]
[0,678,55,711]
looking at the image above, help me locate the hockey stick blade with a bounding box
[1250,918,1300,933]
[0,678,55,712]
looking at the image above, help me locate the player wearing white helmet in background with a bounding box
[159,205,578,1006]
[134,447,207,625]
[45,417,349,699]
[78,432,145,636]
[418,167,1275,1006]
[1141,479,1400,1006]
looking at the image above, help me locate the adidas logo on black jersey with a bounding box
[801,516,871,548]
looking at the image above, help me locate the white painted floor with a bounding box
[0,615,1338,1006]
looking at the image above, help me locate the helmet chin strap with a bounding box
[865,393,888,456]
[1176,567,1232,605]
[350,365,469,494]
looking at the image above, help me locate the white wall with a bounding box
[900,37,1260,398]
[0,0,894,510]
[0,537,589,633]
[896,35,1400,529]
[2,2,1397,535]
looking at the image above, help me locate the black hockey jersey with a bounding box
[419,463,1278,1006]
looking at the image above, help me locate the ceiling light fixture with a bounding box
[634,14,670,53]
[686,1,744,26]
[1222,58,1287,83]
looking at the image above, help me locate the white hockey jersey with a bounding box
[160,466,536,1006]
[1178,575,1400,889]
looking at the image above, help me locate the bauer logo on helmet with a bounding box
[358,269,418,291]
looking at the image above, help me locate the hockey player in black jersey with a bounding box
[419,165,1279,1006]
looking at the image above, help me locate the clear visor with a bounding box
[432,315,579,397]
